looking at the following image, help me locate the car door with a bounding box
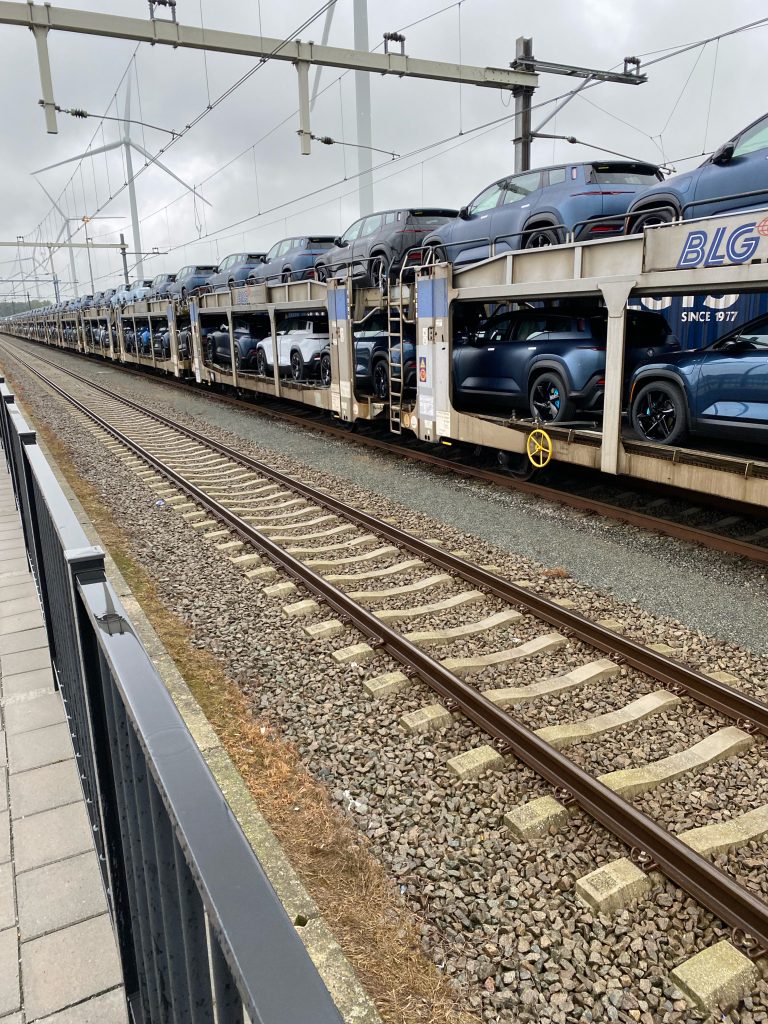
[452,312,516,404]
[254,243,280,283]
[447,182,505,266]
[693,321,768,428]
[690,114,768,217]
[490,171,544,252]
[353,214,384,276]
[353,308,388,381]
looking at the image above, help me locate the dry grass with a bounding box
[541,566,571,579]
[15,383,478,1024]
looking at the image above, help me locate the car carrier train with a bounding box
[3,207,768,510]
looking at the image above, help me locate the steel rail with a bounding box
[8,334,768,565]
[12,348,768,957]
[9,343,768,737]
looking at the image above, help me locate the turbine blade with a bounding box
[33,140,122,174]
[130,142,212,206]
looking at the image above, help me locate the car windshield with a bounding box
[712,320,768,350]
[408,211,456,227]
[590,163,661,185]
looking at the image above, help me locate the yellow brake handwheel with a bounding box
[526,428,553,468]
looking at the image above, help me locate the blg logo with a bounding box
[677,222,763,269]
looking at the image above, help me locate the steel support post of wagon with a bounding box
[600,278,635,475]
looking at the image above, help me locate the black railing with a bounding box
[0,378,342,1024]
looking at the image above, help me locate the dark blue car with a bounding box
[206,253,266,291]
[248,236,336,284]
[319,307,417,398]
[422,161,663,267]
[629,314,768,445]
[627,113,768,231]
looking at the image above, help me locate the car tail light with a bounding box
[406,249,423,263]
[588,224,618,233]
[306,269,316,280]
[597,378,605,386]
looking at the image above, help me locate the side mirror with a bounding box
[334,236,345,247]
[459,206,470,220]
[260,255,268,263]
[712,141,734,166]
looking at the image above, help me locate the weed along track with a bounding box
[6,340,768,1020]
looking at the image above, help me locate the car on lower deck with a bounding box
[317,307,416,398]
[315,209,458,288]
[626,112,768,231]
[204,317,270,371]
[422,161,663,268]
[451,305,679,423]
[628,314,768,445]
[255,312,329,380]
[247,236,336,284]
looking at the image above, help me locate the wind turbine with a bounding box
[33,75,209,279]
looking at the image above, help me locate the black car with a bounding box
[205,318,270,371]
[314,208,457,288]
[248,236,336,284]
[206,253,266,291]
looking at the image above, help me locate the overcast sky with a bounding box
[0,0,767,298]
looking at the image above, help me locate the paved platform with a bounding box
[0,470,126,1023]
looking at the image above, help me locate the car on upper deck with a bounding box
[206,253,266,292]
[150,273,177,300]
[247,236,336,285]
[422,161,663,268]
[626,112,768,232]
[628,313,768,445]
[167,265,218,301]
[315,209,458,288]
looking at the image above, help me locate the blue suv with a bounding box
[451,305,678,422]
[628,314,768,445]
[247,236,336,284]
[627,112,768,230]
[422,161,663,267]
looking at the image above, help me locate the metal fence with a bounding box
[0,378,342,1024]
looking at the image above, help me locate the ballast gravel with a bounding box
[4,341,768,1024]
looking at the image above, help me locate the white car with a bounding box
[129,279,154,303]
[255,315,329,381]
[110,284,132,308]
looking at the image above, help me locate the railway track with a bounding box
[5,341,768,991]
[6,333,768,567]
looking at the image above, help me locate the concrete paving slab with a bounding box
[0,812,9,864]
[0,596,39,618]
[9,758,81,819]
[0,863,13,930]
[0,562,30,582]
[17,851,107,941]
[0,582,36,605]
[0,627,47,657]
[30,987,128,1023]
[22,914,123,1021]
[0,1011,22,1023]
[0,927,19,1017]
[7,723,73,774]
[0,610,45,636]
[13,802,93,874]
[3,693,65,736]
[1,647,51,678]
[1,666,54,698]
